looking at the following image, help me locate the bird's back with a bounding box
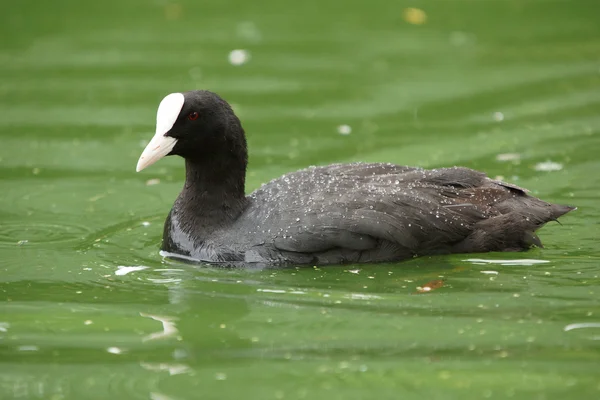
[227,163,573,265]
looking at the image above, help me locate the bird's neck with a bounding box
[176,155,249,226]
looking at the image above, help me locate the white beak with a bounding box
[136,92,185,172]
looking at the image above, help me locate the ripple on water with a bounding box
[0,221,93,248]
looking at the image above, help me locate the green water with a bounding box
[1,0,599,398]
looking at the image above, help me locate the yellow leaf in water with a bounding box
[165,3,182,21]
[416,279,444,293]
[403,8,427,25]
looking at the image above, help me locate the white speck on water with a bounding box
[146,178,160,186]
[295,217,300,222]
[228,49,250,66]
[115,265,148,276]
[348,269,360,274]
[496,153,520,162]
[464,258,549,266]
[0,322,9,332]
[142,362,191,376]
[534,160,563,172]
[142,221,151,227]
[17,240,28,245]
[346,293,382,300]
[107,347,123,354]
[492,111,504,122]
[257,288,286,294]
[215,372,227,380]
[480,270,499,275]
[84,320,93,325]
[17,345,39,351]
[150,392,176,400]
[564,322,600,331]
[337,124,352,135]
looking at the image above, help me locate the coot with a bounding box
[136,90,574,266]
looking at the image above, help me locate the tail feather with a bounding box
[451,201,575,254]
[550,204,576,220]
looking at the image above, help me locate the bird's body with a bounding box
[136,90,574,266]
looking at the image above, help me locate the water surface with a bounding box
[1,0,599,399]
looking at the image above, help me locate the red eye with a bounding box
[188,112,199,121]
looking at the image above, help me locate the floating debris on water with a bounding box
[84,320,93,325]
[416,279,444,293]
[115,265,149,276]
[337,124,352,135]
[215,372,227,381]
[107,347,124,354]
[480,270,499,275]
[403,7,427,25]
[493,111,505,122]
[142,221,151,227]
[496,153,521,162]
[228,49,250,66]
[17,240,28,245]
[164,3,182,21]
[146,178,160,186]
[534,160,563,172]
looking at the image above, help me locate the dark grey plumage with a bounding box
[145,90,574,266]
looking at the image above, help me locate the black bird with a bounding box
[136,90,574,266]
